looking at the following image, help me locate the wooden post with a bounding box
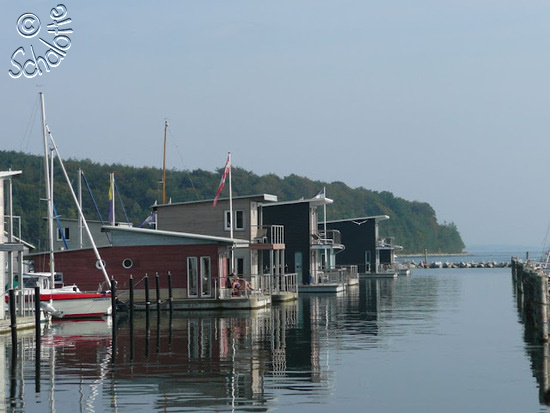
[9,289,17,345]
[167,271,173,314]
[144,274,150,329]
[111,277,117,355]
[144,274,150,314]
[129,275,134,323]
[155,272,161,313]
[111,277,117,321]
[129,275,134,361]
[34,286,41,392]
[34,286,41,337]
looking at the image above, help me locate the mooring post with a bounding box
[9,289,17,345]
[540,272,549,342]
[168,271,173,314]
[155,272,161,313]
[144,274,150,314]
[34,285,41,392]
[111,276,117,321]
[144,274,150,329]
[34,286,41,338]
[129,275,134,361]
[111,276,117,354]
[129,275,134,323]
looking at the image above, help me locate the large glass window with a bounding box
[188,257,198,297]
[200,256,211,297]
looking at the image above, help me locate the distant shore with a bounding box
[398,252,469,258]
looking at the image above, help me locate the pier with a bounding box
[400,260,512,269]
[512,257,549,343]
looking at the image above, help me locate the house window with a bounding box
[235,210,244,230]
[224,210,231,231]
[236,258,244,275]
[188,257,198,297]
[57,227,70,241]
[200,256,211,296]
[224,210,245,231]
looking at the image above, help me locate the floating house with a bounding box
[262,194,356,293]
[28,225,271,310]
[324,215,403,278]
[152,194,297,301]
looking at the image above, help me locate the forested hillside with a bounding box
[0,150,465,254]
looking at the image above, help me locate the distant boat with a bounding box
[25,93,113,319]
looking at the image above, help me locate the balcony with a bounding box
[311,230,343,249]
[377,237,394,249]
[252,225,285,245]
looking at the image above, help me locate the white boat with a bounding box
[31,93,113,319]
[23,272,111,319]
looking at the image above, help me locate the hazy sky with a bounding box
[2,1,549,250]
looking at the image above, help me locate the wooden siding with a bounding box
[156,198,258,241]
[32,244,226,296]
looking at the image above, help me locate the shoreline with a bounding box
[397,252,469,258]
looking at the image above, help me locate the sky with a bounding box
[1,1,549,250]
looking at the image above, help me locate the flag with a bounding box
[139,212,156,227]
[314,187,326,199]
[108,174,114,224]
[139,201,157,227]
[213,154,230,207]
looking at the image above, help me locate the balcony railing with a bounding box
[377,237,394,248]
[252,225,285,245]
[216,271,297,299]
[317,265,358,284]
[311,229,342,246]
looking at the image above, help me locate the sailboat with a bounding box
[23,93,113,319]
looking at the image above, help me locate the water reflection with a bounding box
[515,278,550,407]
[2,272,543,412]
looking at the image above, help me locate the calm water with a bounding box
[3,264,550,412]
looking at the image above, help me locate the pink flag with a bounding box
[213,154,230,207]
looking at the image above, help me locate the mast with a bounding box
[78,169,83,248]
[323,186,327,270]
[162,120,168,204]
[40,93,111,286]
[228,152,234,272]
[40,92,55,286]
[109,172,115,225]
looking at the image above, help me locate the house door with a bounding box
[365,251,371,273]
[187,257,212,298]
[295,252,303,283]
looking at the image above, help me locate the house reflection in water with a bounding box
[1,282,402,411]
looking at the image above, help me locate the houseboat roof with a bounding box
[262,195,334,208]
[153,193,278,209]
[102,225,248,247]
[325,215,390,224]
[0,170,22,179]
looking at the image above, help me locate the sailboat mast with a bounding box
[78,169,83,248]
[162,120,168,204]
[109,172,115,226]
[40,92,55,285]
[45,125,111,285]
